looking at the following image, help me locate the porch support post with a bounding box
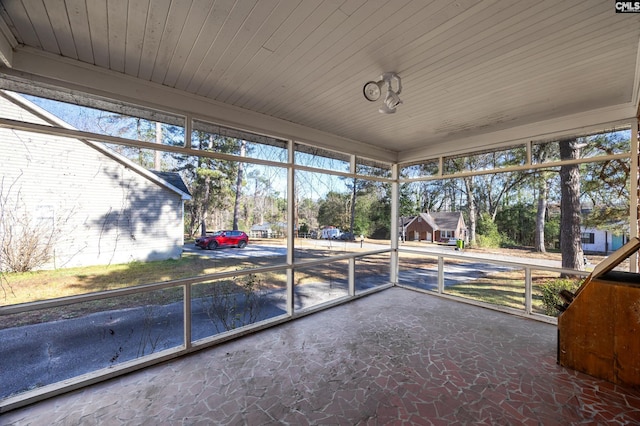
[287,140,295,314]
[183,283,192,350]
[524,267,532,315]
[348,258,356,297]
[632,119,639,272]
[437,257,445,293]
[390,164,399,284]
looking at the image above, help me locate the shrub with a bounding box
[1,212,56,272]
[1,179,72,273]
[539,278,582,316]
[475,213,502,248]
[202,273,267,332]
[475,234,501,248]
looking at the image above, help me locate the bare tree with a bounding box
[0,176,74,274]
[232,141,246,230]
[154,122,162,169]
[349,177,357,235]
[199,170,212,237]
[202,274,266,333]
[532,144,554,253]
[463,176,477,245]
[535,174,549,253]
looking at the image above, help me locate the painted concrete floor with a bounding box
[3,287,640,425]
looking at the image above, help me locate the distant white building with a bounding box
[250,223,273,238]
[321,227,342,240]
[250,222,291,238]
[581,227,628,254]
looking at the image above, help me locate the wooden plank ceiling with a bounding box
[0,0,639,163]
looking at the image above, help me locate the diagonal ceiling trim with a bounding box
[0,17,16,67]
[4,47,398,163]
[633,34,640,114]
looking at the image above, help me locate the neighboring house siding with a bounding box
[581,229,605,253]
[581,227,627,254]
[0,95,185,269]
[405,216,435,242]
[429,212,466,241]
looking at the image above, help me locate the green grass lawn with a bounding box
[1,251,292,327]
[444,271,531,310]
[0,251,270,306]
[444,270,583,316]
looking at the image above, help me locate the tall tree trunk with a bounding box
[232,141,246,230]
[200,136,214,237]
[559,139,584,270]
[463,176,477,245]
[535,175,548,252]
[349,177,357,234]
[201,174,210,237]
[533,145,552,253]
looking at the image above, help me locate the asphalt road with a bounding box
[187,239,564,269]
[183,242,288,259]
[1,289,289,399]
[0,266,383,399]
[397,262,514,292]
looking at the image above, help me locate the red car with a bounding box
[195,230,249,250]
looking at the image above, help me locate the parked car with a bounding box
[340,232,355,241]
[195,230,249,250]
[445,237,458,246]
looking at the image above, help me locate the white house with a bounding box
[581,227,628,254]
[250,223,273,238]
[0,91,191,269]
[321,227,342,240]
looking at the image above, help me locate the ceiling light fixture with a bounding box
[363,72,403,114]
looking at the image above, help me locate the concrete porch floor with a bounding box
[3,287,640,425]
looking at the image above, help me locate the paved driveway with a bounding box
[398,262,515,292]
[184,243,287,259]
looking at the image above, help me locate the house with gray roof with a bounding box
[402,212,467,243]
[0,91,191,270]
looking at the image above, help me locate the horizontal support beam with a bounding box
[399,106,637,163]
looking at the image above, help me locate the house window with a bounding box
[36,205,55,229]
[441,230,454,238]
[581,232,595,244]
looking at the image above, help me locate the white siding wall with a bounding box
[581,228,608,254]
[0,96,184,269]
